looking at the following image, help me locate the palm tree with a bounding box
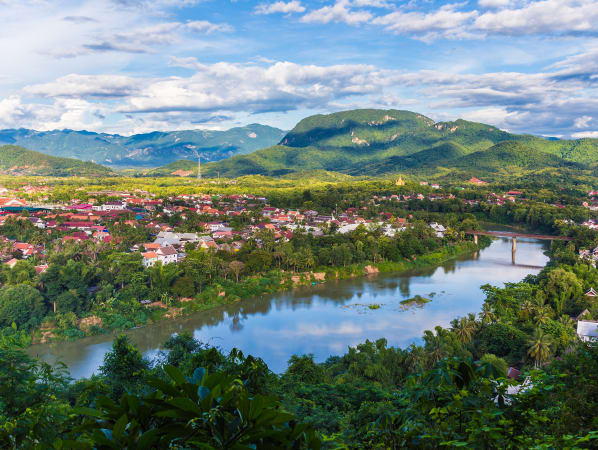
[527,329,553,368]
[519,300,534,321]
[453,316,476,344]
[534,306,552,326]
[479,303,496,325]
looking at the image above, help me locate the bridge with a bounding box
[465,230,573,263]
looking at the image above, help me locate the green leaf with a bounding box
[197,385,210,400]
[137,428,162,449]
[192,367,207,385]
[164,365,187,386]
[112,414,128,441]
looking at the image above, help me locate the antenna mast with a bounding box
[197,155,201,180]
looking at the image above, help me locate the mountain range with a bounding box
[2,109,598,179]
[0,124,286,168]
[152,109,598,178]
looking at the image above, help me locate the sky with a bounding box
[0,0,597,137]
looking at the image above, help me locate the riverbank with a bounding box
[30,239,488,346]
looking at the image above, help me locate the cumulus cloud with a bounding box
[255,1,305,14]
[9,48,598,137]
[373,4,478,40]
[24,74,140,98]
[120,60,388,113]
[477,0,513,8]
[574,116,593,128]
[301,0,373,25]
[297,0,598,40]
[474,0,598,36]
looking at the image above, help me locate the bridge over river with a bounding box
[466,230,573,263]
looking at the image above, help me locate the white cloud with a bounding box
[5,44,598,137]
[24,74,140,98]
[477,0,513,8]
[474,0,598,36]
[574,115,593,128]
[373,4,478,40]
[0,96,107,131]
[572,131,598,138]
[120,60,388,113]
[185,20,234,34]
[301,0,373,25]
[351,0,394,7]
[295,0,598,40]
[255,1,305,14]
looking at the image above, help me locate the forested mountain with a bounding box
[0,145,114,176]
[156,109,598,177]
[0,124,286,168]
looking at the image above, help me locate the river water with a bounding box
[29,237,549,378]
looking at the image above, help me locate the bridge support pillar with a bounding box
[512,237,517,264]
[474,234,478,245]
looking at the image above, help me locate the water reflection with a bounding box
[30,237,549,378]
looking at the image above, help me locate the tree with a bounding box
[285,354,325,384]
[452,316,476,344]
[0,284,45,329]
[74,365,321,449]
[99,335,149,399]
[0,345,70,448]
[543,268,582,316]
[229,260,245,282]
[527,329,553,368]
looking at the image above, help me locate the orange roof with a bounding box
[142,251,158,259]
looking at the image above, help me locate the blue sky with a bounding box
[0,0,597,137]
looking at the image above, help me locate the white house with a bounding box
[430,222,446,237]
[142,246,178,267]
[157,246,178,265]
[94,201,125,211]
[577,320,598,342]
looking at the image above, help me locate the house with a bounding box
[506,367,521,380]
[586,287,597,297]
[0,198,27,207]
[577,321,598,342]
[156,246,178,265]
[5,258,18,268]
[142,251,159,267]
[35,264,49,275]
[430,222,446,237]
[155,231,181,247]
[469,177,488,185]
[14,242,34,258]
[94,201,125,211]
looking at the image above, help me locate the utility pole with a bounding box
[197,156,201,180]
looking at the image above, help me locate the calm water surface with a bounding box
[30,237,549,378]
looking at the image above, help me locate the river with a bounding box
[29,236,550,378]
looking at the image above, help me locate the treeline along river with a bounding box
[30,236,550,377]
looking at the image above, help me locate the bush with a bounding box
[0,284,46,329]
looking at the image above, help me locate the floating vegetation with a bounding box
[400,295,431,310]
[343,302,385,313]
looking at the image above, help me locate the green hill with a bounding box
[450,142,582,173]
[151,109,598,177]
[0,145,114,176]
